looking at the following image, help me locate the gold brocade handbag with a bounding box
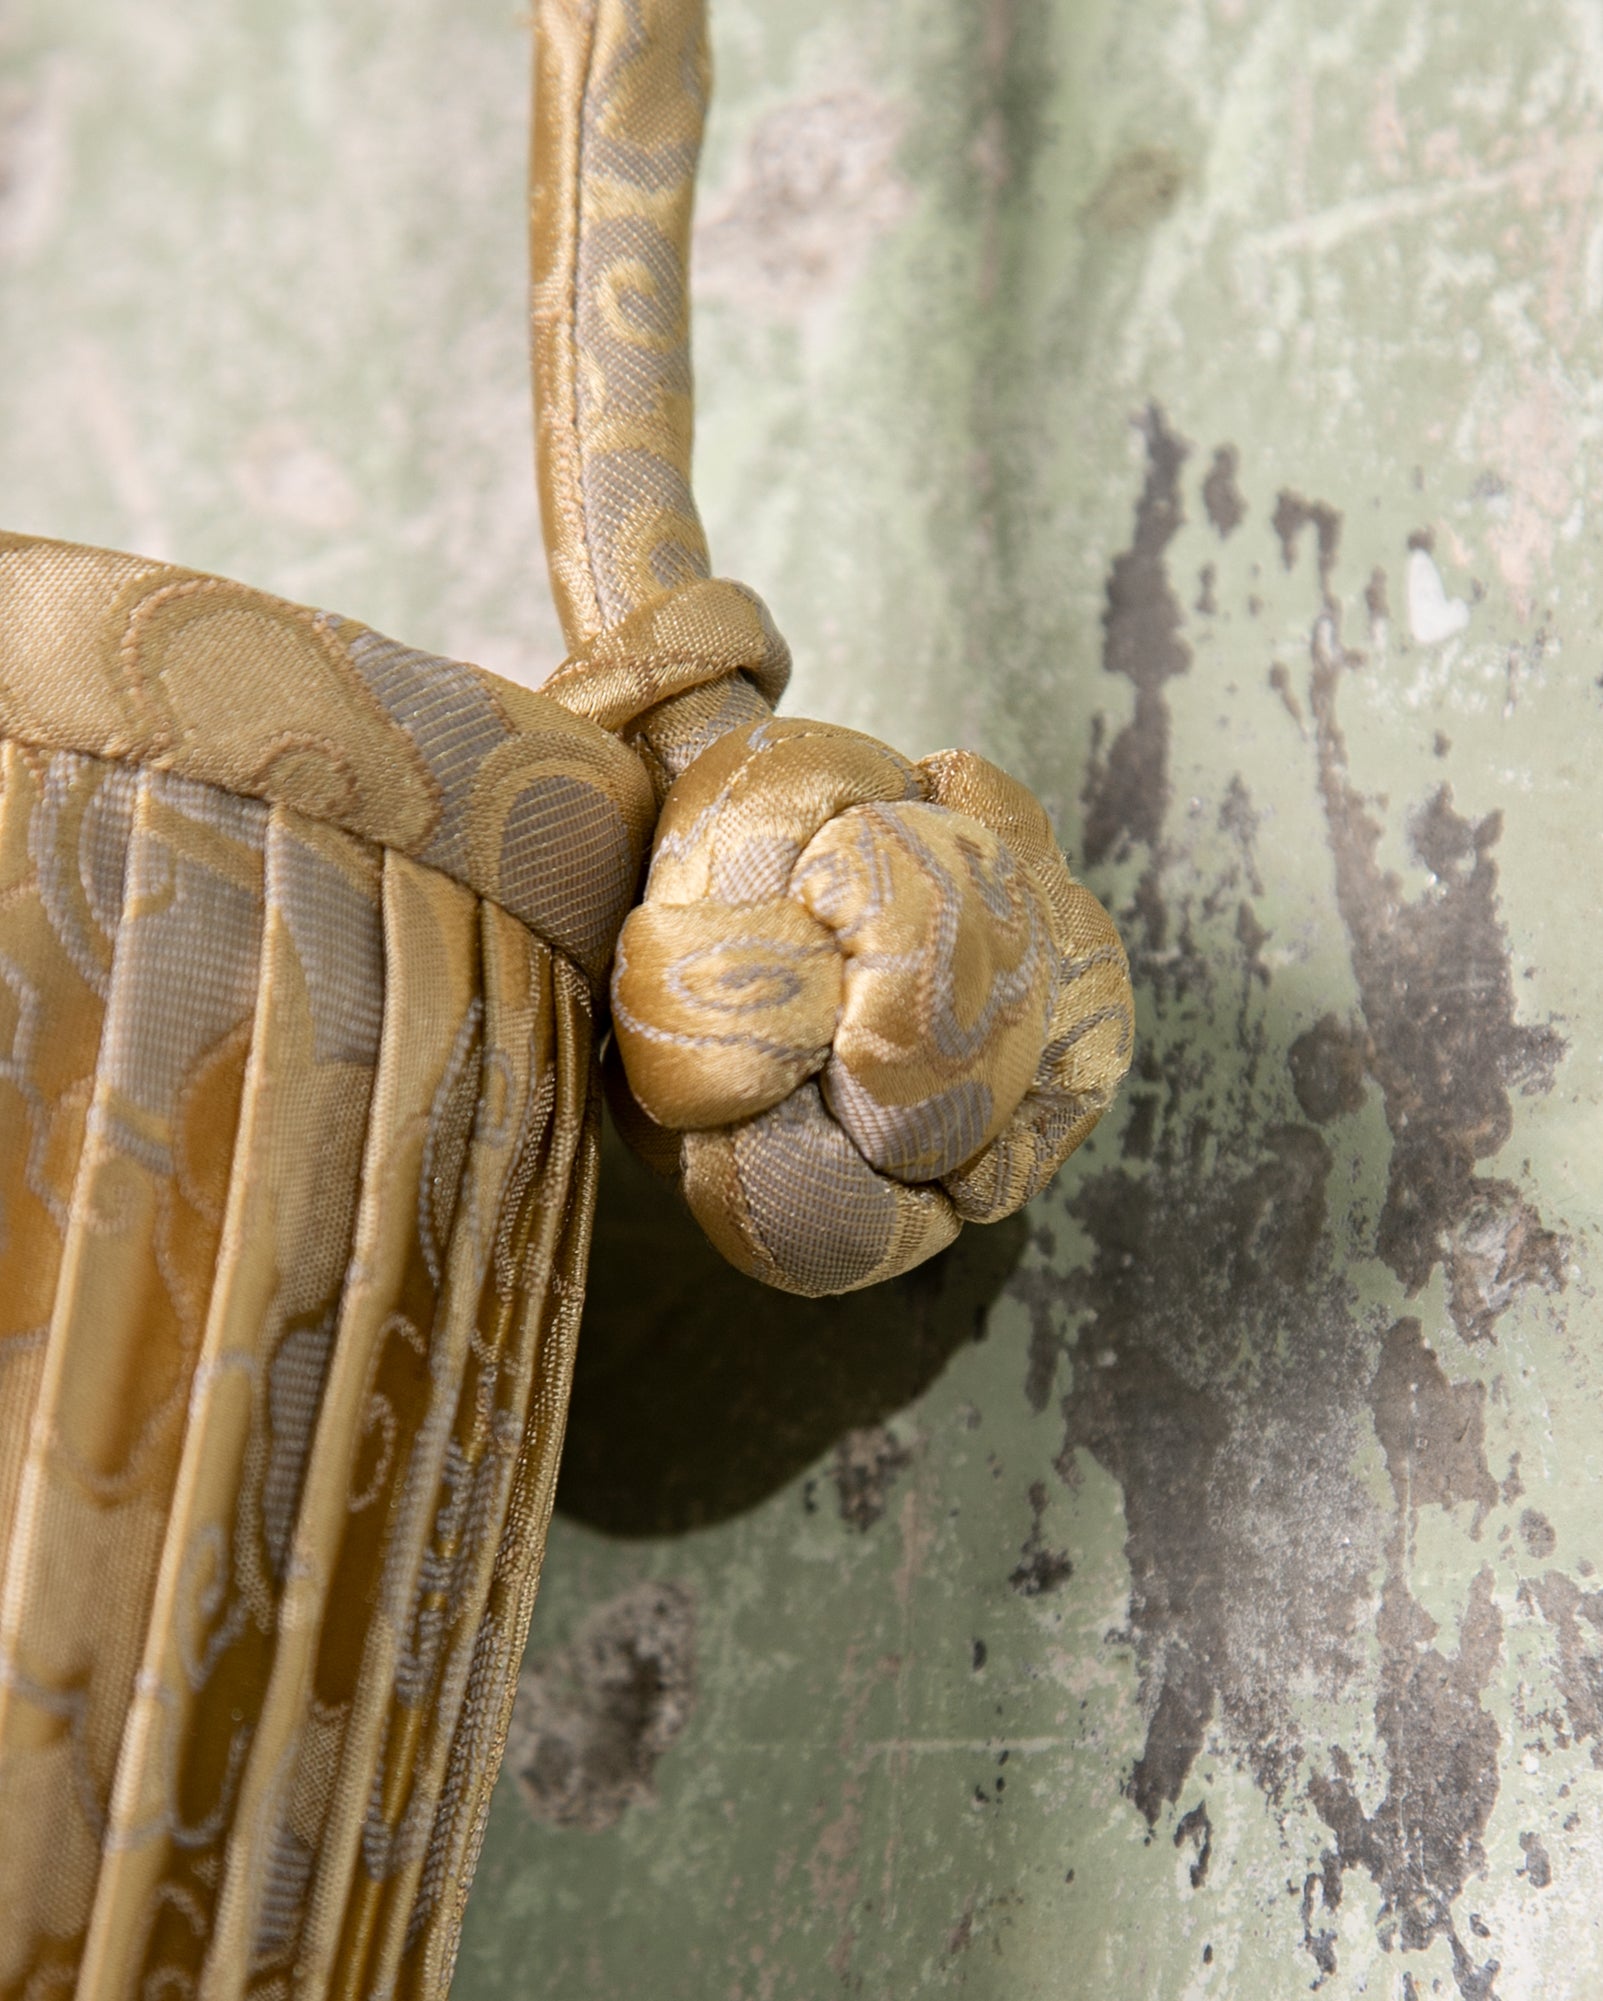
[0,2,1133,1995]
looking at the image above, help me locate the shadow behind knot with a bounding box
[555,1122,1027,1537]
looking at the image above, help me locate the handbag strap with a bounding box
[531,0,786,799]
[526,0,1134,1298]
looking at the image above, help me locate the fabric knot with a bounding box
[608,716,1135,1296]
[541,578,792,800]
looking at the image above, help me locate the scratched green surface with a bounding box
[3,1,1601,1996]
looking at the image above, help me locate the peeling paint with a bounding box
[833,1425,914,1533]
[1519,1830,1553,1889]
[1370,1317,1497,1524]
[1083,145,1185,234]
[1174,1800,1212,1889]
[1310,612,1567,1340]
[1007,1479,1072,1597]
[1082,406,1190,867]
[1046,413,1577,1993]
[1523,1573,1603,1768]
[1286,1014,1367,1125]
[1310,1569,1503,1997]
[1201,446,1245,539]
[506,1583,697,1833]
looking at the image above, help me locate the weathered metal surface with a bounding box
[4,1,1600,1996]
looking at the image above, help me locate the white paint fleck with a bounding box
[1407,547,1471,644]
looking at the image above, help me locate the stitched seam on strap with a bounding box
[571,3,605,630]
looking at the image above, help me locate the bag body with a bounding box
[0,533,651,1998]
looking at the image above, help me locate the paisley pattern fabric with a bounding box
[532,0,711,639]
[0,540,637,1999]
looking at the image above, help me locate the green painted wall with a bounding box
[3,2,1600,1995]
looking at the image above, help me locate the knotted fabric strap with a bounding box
[531,0,788,796]
[609,720,1132,1294]
[531,0,1133,1290]
[541,576,790,798]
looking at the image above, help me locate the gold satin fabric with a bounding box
[0,535,654,982]
[0,3,742,1987]
[0,536,647,1998]
[532,0,786,793]
[529,0,1134,1297]
[609,720,1134,1296]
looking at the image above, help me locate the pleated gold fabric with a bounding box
[0,542,644,1998]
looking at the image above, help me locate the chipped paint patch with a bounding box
[833,1425,914,1532]
[1407,545,1472,644]
[507,1582,697,1833]
[1310,610,1567,1340]
[1046,409,1580,1994]
[1083,145,1186,234]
